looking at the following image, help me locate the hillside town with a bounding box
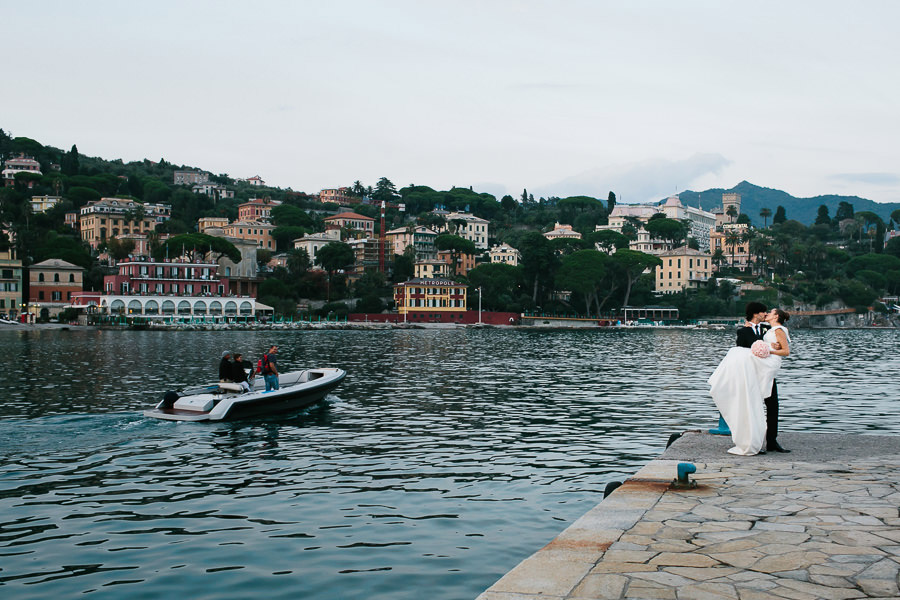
[2,139,900,328]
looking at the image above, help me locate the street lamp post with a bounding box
[477,286,482,324]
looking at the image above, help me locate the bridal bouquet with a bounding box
[751,340,770,358]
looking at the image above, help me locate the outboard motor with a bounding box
[162,391,180,409]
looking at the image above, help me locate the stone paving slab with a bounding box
[476,432,900,599]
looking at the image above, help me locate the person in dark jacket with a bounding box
[218,351,233,381]
[230,353,253,393]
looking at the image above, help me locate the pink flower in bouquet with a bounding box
[751,339,770,358]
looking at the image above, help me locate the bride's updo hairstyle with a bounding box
[773,308,790,324]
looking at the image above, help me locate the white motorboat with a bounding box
[144,368,346,421]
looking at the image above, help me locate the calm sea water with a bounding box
[1,327,898,599]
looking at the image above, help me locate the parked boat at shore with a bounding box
[144,368,346,421]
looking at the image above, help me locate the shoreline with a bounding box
[2,321,896,332]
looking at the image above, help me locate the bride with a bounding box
[708,309,791,455]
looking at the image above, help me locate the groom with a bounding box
[737,302,790,453]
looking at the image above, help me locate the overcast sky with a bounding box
[4,1,899,204]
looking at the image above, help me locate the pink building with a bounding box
[104,259,229,297]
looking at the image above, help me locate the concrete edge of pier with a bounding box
[476,431,900,599]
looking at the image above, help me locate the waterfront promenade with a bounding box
[478,432,900,599]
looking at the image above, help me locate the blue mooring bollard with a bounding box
[708,413,731,435]
[672,462,698,489]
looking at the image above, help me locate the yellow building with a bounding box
[414,260,451,279]
[79,198,164,249]
[710,223,750,270]
[0,248,23,318]
[394,278,467,321]
[655,246,714,293]
[222,220,275,250]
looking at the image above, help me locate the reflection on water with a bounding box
[1,327,898,599]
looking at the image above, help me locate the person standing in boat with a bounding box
[230,353,253,393]
[218,350,233,382]
[262,345,280,392]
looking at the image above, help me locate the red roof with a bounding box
[324,212,374,221]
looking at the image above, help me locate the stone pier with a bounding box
[477,432,900,599]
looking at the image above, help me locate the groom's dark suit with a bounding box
[736,322,780,450]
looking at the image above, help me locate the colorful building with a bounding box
[31,195,62,213]
[319,188,355,206]
[385,225,438,260]
[444,212,490,249]
[27,258,85,318]
[710,223,750,270]
[2,154,41,187]
[238,197,281,222]
[79,198,171,249]
[0,249,23,318]
[293,229,342,264]
[489,243,522,266]
[73,258,260,320]
[394,278,467,322]
[324,212,375,240]
[543,222,582,241]
[221,220,275,250]
[655,246,714,293]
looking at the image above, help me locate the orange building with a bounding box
[28,258,85,318]
[238,198,281,222]
[222,220,275,250]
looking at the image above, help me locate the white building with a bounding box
[444,212,490,250]
[660,195,716,252]
[489,243,522,266]
[543,222,582,241]
[293,229,342,264]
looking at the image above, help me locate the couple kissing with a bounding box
[708,301,791,456]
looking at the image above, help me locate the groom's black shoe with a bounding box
[770,442,791,453]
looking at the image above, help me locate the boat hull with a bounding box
[144,368,345,421]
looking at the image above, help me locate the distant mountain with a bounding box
[664,181,900,225]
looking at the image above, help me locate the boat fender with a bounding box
[162,391,180,409]
[603,481,622,498]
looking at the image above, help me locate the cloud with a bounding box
[534,153,731,203]
[828,172,900,185]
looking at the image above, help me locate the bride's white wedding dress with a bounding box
[708,325,789,455]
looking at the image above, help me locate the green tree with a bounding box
[612,249,661,307]
[885,236,900,259]
[835,201,855,223]
[724,229,742,270]
[106,237,135,261]
[555,250,608,316]
[153,233,241,263]
[607,191,617,214]
[315,241,354,300]
[814,205,831,226]
[644,218,687,247]
[726,205,738,223]
[467,263,523,311]
[271,204,313,228]
[759,207,772,228]
[772,205,787,225]
[435,234,476,276]
[518,231,558,304]
[61,144,80,176]
[584,229,628,254]
[372,177,399,205]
